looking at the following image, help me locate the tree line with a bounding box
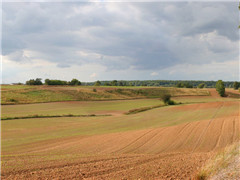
[87,80,239,88]
[26,78,81,86]
[25,78,239,89]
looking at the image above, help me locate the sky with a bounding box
[1,0,239,83]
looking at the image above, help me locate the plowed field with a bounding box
[1,89,240,179]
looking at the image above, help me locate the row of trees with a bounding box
[25,78,239,90]
[176,82,193,88]
[94,80,121,86]
[83,80,238,88]
[26,78,81,86]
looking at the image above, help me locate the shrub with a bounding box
[160,94,175,105]
[9,98,17,102]
[198,83,205,89]
[196,171,207,180]
[160,94,171,104]
[116,89,123,93]
[93,88,97,92]
[167,100,175,105]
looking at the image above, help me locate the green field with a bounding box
[1,85,209,104]
[1,99,163,119]
[2,100,239,153]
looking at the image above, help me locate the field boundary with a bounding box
[1,94,211,105]
[124,104,165,115]
[1,114,111,121]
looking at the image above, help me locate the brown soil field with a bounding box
[1,88,240,179]
[2,116,239,179]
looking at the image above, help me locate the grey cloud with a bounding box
[2,1,238,72]
[57,63,71,68]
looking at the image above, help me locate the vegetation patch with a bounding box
[196,142,240,180]
[226,92,240,99]
[1,114,111,121]
[125,104,164,115]
[160,94,176,105]
[1,85,209,105]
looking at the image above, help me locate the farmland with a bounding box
[1,86,240,179]
[1,85,209,104]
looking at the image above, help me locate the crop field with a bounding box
[1,99,163,119]
[1,85,209,104]
[1,86,240,179]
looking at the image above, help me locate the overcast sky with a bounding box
[1,0,239,83]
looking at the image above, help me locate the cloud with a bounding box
[150,72,159,76]
[1,1,239,83]
[90,73,97,78]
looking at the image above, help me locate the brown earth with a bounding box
[2,88,240,179]
[2,114,239,179]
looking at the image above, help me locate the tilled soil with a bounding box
[2,115,239,179]
[2,153,213,180]
[2,96,239,179]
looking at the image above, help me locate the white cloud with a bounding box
[90,73,97,78]
[150,72,159,76]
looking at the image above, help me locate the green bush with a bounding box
[167,100,175,105]
[160,94,175,105]
[9,98,17,102]
[216,80,225,97]
[233,81,240,90]
[160,94,171,104]
[198,83,206,89]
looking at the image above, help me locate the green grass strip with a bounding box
[1,114,111,121]
[125,104,165,115]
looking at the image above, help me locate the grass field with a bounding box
[1,86,240,179]
[1,85,209,104]
[1,99,163,119]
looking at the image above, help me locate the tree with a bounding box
[26,78,43,85]
[45,79,50,85]
[176,82,193,88]
[35,78,43,85]
[216,80,225,97]
[69,79,81,86]
[119,81,126,86]
[44,79,67,85]
[94,80,101,86]
[184,82,193,88]
[160,94,175,105]
[198,83,206,89]
[111,80,118,86]
[233,81,240,90]
[104,82,111,86]
[176,82,184,88]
